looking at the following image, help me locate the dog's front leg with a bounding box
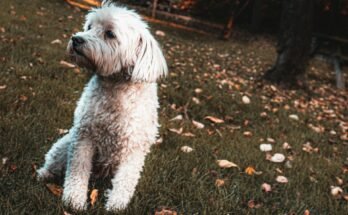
[105,150,146,211]
[62,138,94,210]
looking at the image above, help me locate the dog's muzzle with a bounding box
[72,36,85,48]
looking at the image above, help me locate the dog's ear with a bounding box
[131,31,168,82]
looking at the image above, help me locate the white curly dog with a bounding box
[37,1,167,211]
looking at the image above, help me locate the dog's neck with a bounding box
[96,67,132,83]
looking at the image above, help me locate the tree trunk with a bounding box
[251,0,265,32]
[264,0,314,85]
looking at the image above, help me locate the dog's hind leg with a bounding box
[105,150,146,211]
[37,133,71,181]
[62,138,94,210]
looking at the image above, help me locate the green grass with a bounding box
[0,0,347,214]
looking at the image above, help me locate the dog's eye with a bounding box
[87,24,92,30]
[105,30,116,39]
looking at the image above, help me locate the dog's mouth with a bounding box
[72,46,87,58]
[69,46,96,71]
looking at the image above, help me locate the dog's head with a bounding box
[67,1,167,82]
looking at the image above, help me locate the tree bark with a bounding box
[264,0,314,85]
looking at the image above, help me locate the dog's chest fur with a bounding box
[72,75,159,177]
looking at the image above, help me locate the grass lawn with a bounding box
[0,0,347,214]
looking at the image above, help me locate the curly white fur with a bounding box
[37,2,167,211]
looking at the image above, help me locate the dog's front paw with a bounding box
[104,189,130,211]
[36,167,54,182]
[62,188,87,211]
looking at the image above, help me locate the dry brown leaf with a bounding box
[247,199,262,209]
[330,186,343,197]
[46,183,63,197]
[90,189,98,206]
[57,128,69,135]
[63,211,72,215]
[192,120,204,129]
[51,39,62,44]
[155,30,165,37]
[155,208,177,215]
[245,166,256,175]
[304,209,310,215]
[261,183,272,192]
[180,146,193,153]
[343,195,348,201]
[215,179,225,187]
[276,176,288,184]
[242,95,251,104]
[192,97,200,104]
[243,131,253,137]
[169,115,183,121]
[270,153,286,163]
[181,132,195,137]
[204,116,224,124]
[217,160,238,168]
[194,88,203,94]
[60,60,76,69]
[289,114,299,121]
[260,144,272,152]
[19,95,28,101]
[168,127,183,134]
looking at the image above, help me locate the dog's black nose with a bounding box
[72,36,85,46]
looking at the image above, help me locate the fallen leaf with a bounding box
[192,120,204,129]
[181,132,195,137]
[270,153,286,163]
[276,176,288,184]
[9,164,17,172]
[245,166,256,175]
[343,195,348,201]
[169,127,183,134]
[155,30,165,37]
[169,115,183,121]
[302,142,319,153]
[266,138,275,143]
[181,146,193,153]
[194,88,203,94]
[289,114,299,121]
[51,39,62,44]
[261,183,272,192]
[247,199,262,209]
[217,160,238,168]
[308,124,325,133]
[336,177,343,185]
[282,142,291,150]
[242,95,251,104]
[155,208,177,215]
[340,134,348,141]
[330,186,343,197]
[205,116,224,124]
[19,95,28,101]
[2,157,8,165]
[57,128,68,135]
[243,131,253,137]
[260,144,272,152]
[215,179,225,187]
[247,199,255,208]
[192,97,200,104]
[156,137,163,144]
[46,183,63,197]
[60,60,76,69]
[90,189,98,206]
